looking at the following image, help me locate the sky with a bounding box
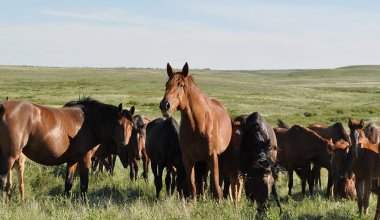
[0,0,379,70]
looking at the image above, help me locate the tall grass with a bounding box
[0,65,379,219]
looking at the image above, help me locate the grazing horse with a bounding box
[127,115,151,181]
[275,125,334,197]
[347,119,380,216]
[145,117,186,198]
[219,115,247,205]
[160,63,232,201]
[0,98,135,197]
[4,153,26,201]
[240,112,281,214]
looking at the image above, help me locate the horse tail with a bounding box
[277,119,289,129]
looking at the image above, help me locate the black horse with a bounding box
[240,112,281,214]
[145,117,187,198]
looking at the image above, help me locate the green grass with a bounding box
[0,65,380,219]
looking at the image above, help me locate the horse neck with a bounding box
[180,84,211,130]
[86,109,114,143]
[302,129,328,149]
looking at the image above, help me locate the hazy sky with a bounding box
[0,0,379,69]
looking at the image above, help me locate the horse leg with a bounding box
[14,154,25,201]
[79,154,92,199]
[272,182,282,214]
[208,153,222,202]
[0,153,18,200]
[5,169,11,201]
[64,162,78,196]
[356,179,364,215]
[151,162,160,198]
[325,168,333,198]
[375,194,380,220]
[363,178,371,215]
[133,160,138,182]
[111,154,116,175]
[223,178,230,200]
[171,167,176,195]
[165,166,171,196]
[300,167,307,196]
[156,164,164,198]
[288,168,294,196]
[142,153,149,182]
[183,157,196,200]
[129,161,135,181]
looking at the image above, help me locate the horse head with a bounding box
[348,119,365,158]
[160,63,191,117]
[131,115,147,160]
[115,105,135,167]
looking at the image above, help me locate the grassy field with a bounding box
[0,65,379,219]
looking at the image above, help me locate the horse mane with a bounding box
[64,96,130,121]
[364,122,380,145]
[277,119,289,129]
[133,115,146,131]
[332,122,350,143]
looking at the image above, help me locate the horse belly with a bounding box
[24,134,72,166]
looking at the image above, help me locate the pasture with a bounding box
[0,65,379,219]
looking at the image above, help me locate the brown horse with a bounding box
[275,125,334,197]
[347,119,380,216]
[127,115,151,181]
[0,98,135,197]
[219,115,247,205]
[145,117,186,198]
[278,120,352,198]
[330,139,356,200]
[160,63,232,201]
[4,153,26,201]
[240,112,281,214]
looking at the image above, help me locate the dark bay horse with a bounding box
[275,125,334,197]
[0,98,135,197]
[145,117,186,198]
[219,115,247,205]
[127,115,151,181]
[160,63,232,201]
[347,119,380,216]
[240,112,281,214]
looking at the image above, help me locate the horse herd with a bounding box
[0,63,379,218]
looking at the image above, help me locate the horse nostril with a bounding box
[165,102,170,110]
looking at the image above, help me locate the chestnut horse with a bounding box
[0,98,134,197]
[347,119,380,216]
[240,112,281,214]
[275,125,334,197]
[127,115,151,181]
[160,63,232,201]
[145,117,186,198]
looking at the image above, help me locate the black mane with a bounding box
[64,96,132,122]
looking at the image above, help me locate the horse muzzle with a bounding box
[159,100,171,118]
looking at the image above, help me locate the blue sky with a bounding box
[0,0,379,69]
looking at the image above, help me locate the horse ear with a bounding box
[182,62,189,77]
[167,63,174,78]
[348,119,353,129]
[359,119,365,129]
[130,106,135,116]
[118,103,123,113]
